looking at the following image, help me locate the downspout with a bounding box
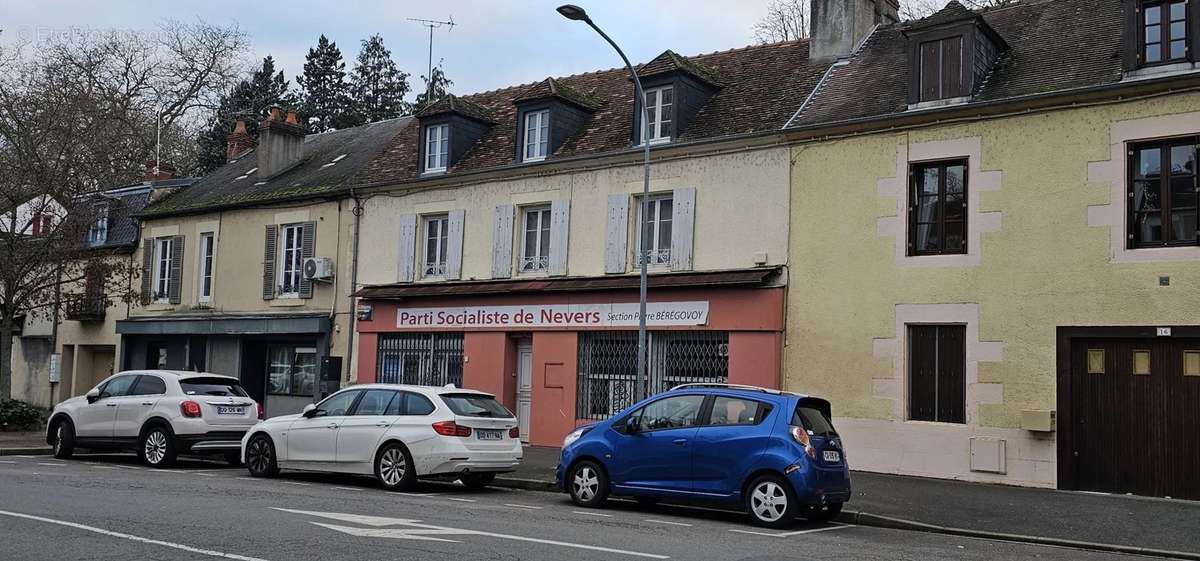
[344,188,363,386]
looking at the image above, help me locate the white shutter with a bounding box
[397,214,417,283]
[670,187,696,271]
[492,204,514,279]
[446,208,466,280]
[548,199,570,277]
[605,194,629,274]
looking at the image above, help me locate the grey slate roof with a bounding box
[82,178,194,251]
[140,117,412,218]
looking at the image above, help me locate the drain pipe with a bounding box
[344,189,364,386]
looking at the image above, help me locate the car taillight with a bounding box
[790,426,816,459]
[432,420,472,437]
[256,403,264,420]
[509,426,520,439]
[180,400,202,418]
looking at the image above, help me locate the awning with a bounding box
[354,267,781,300]
[116,312,330,336]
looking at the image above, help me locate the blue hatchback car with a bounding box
[556,384,849,528]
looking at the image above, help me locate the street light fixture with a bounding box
[557,4,653,402]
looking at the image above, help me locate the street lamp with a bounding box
[557,4,653,402]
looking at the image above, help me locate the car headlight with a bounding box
[562,427,586,448]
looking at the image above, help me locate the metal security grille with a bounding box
[577,331,728,420]
[376,333,464,387]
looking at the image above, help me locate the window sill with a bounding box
[1122,61,1200,82]
[906,96,972,112]
[270,298,306,307]
[522,156,547,164]
[635,138,672,148]
[422,169,447,176]
[144,303,175,311]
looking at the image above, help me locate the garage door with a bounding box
[1067,337,1200,499]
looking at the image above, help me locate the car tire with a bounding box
[802,502,844,523]
[224,450,244,467]
[245,434,279,478]
[139,425,177,468]
[459,472,496,490]
[567,460,609,508]
[745,474,799,529]
[374,442,417,492]
[52,420,75,460]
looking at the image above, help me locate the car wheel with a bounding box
[224,450,244,467]
[245,434,279,478]
[567,460,609,508]
[459,472,496,490]
[802,502,844,523]
[52,420,75,460]
[139,425,177,468]
[745,475,798,529]
[374,442,417,491]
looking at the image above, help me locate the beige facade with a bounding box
[785,92,1200,487]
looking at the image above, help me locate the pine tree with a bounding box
[297,35,354,132]
[350,34,411,123]
[196,56,293,173]
[413,63,454,110]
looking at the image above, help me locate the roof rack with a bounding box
[670,383,782,395]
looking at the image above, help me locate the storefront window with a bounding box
[376,333,463,387]
[268,345,317,396]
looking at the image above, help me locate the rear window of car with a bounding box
[440,393,513,418]
[793,403,837,436]
[180,377,249,397]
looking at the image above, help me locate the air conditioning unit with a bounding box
[303,257,335,282]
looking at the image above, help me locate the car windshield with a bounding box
[793,402,837,436]
[180,377,249,397]
[441,394,513,418]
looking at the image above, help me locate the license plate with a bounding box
[476,429,503,441]
[216,406,245,416]
[823,450,841,463]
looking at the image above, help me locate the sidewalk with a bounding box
[501,446,1200,558]
[0,431,51,455]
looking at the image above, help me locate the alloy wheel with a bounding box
[144,430,168,465]
[573,466,599,502]
[53,425,63,455]
[247,438,271,473]
[750,481,788,522]
[379,448,406,487]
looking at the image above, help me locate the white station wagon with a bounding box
[241,384,523,490]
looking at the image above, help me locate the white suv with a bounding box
[242,384,522,491]
[46,370,261,467]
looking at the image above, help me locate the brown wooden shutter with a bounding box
[908,325,939,422]
[168,235,184,304]
[908,325,966,424]
[1122,0,1140,71]
[1190,0,1200,63]
[936,325,966,424]
[942,36,963,98]
[919,41,940,102]
[299,221,316,299]
[263,225,277,300]
[140,237,154,305]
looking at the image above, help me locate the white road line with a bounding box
[728,524,855,538]
[92,466,119,470]
[503,503,543,510]
[0,509,269,561]
[11,455,36,458]
[36,463,65,467]
[192,472,217,478]
[573,511,613,518]
[446,497,477,503]
[643,519,693,527]
[334,487,364,492]
[281,481,310,486]
[394,492,434,497]
[0,460,16,464]
[237,477,257,481]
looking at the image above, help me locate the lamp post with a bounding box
[557,4,652,401]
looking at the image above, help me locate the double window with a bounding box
[635,194,673,267]
[87,203,108,246]
[1141,0,1190,65]
[278,224,304,297]
[523,110,550,162]
[520,206,551,273]
[1129,137,1198,247]
[909,160,968,256]
[424,124,449,173]
[198,232,215,303]
[639,86,674,145]
[908,325,966,424]
[423,214,449,277]
[267,345,317,396]
[152,237,174,303]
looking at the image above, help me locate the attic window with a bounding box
[523,110,550,162]
[919,36,964,102]
[1141,0,1190,64]
[424,124,449,174]
[639,86,674,145]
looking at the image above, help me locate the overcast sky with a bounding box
[4,0,783,98]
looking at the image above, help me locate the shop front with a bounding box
[354,269,785,447]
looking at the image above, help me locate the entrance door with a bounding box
[516,341,533,443]
[1067,337,1200,500]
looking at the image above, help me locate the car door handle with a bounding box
[105,403,118,407]
[375,422,389,427]
[327,424,339,429]
[673,438,687,446]
[141,402,153,406]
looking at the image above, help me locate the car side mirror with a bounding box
[86,389,101,404]
[301,403,318,418]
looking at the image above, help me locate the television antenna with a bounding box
[408,16,455,99]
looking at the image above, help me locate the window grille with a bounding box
[376,333,464,387]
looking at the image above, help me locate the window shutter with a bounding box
[670,187,696,271]
[299,221,316,299]
[262,225,277,300]
[605,194,629,274]
[168,235,184,304]
[548,199,570,276]
[492,204,514,279]
[446,209,466,280]
[1121,0,1140,71]
[397,214,417,282]
[141,237,154,305]
[1190,0,1200,64]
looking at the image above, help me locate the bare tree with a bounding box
[0,21,247,399]
[753,0,810,43]
[901,0,1017,20]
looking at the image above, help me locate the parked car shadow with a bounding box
[72,452,238,470]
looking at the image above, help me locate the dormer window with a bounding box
[1141,1,1189,64]
[639,86,674,145]
[903,2,1006,107]
[88,202,109,246]
[424,124,449,173]
[523,110,550,162]
[918,36,963,103]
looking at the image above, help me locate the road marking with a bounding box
[0,509,270,561]
[237,477,257,481]
[93,466,119,470]
[644,519,693,527]
[446,497,477,503]
[36,462,65,467]
[503,503,543,510]
[573,511,613,518]
[394,492,434,497]
[0,460,16,464]
[281,481,310,486]
[192,472,217,478]
[728,523,855,538]
[11,455,36,458]
[275,508,669,559]
[334,487,364,492]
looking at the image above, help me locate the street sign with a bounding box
[1157,327,1172,337]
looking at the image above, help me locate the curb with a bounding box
[494,476,559,493]
[0,447,52,456]
[838,510,1200,561]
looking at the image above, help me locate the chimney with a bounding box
[225,118,254,163]
[810,0,898,61]
[257,105,306,178]
[143,162,175,182]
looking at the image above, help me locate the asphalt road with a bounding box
[0,453,1162,561]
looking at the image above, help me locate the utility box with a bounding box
[319,356,343,399]
[970,437,1007,474]
[1021,409,1056,432]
